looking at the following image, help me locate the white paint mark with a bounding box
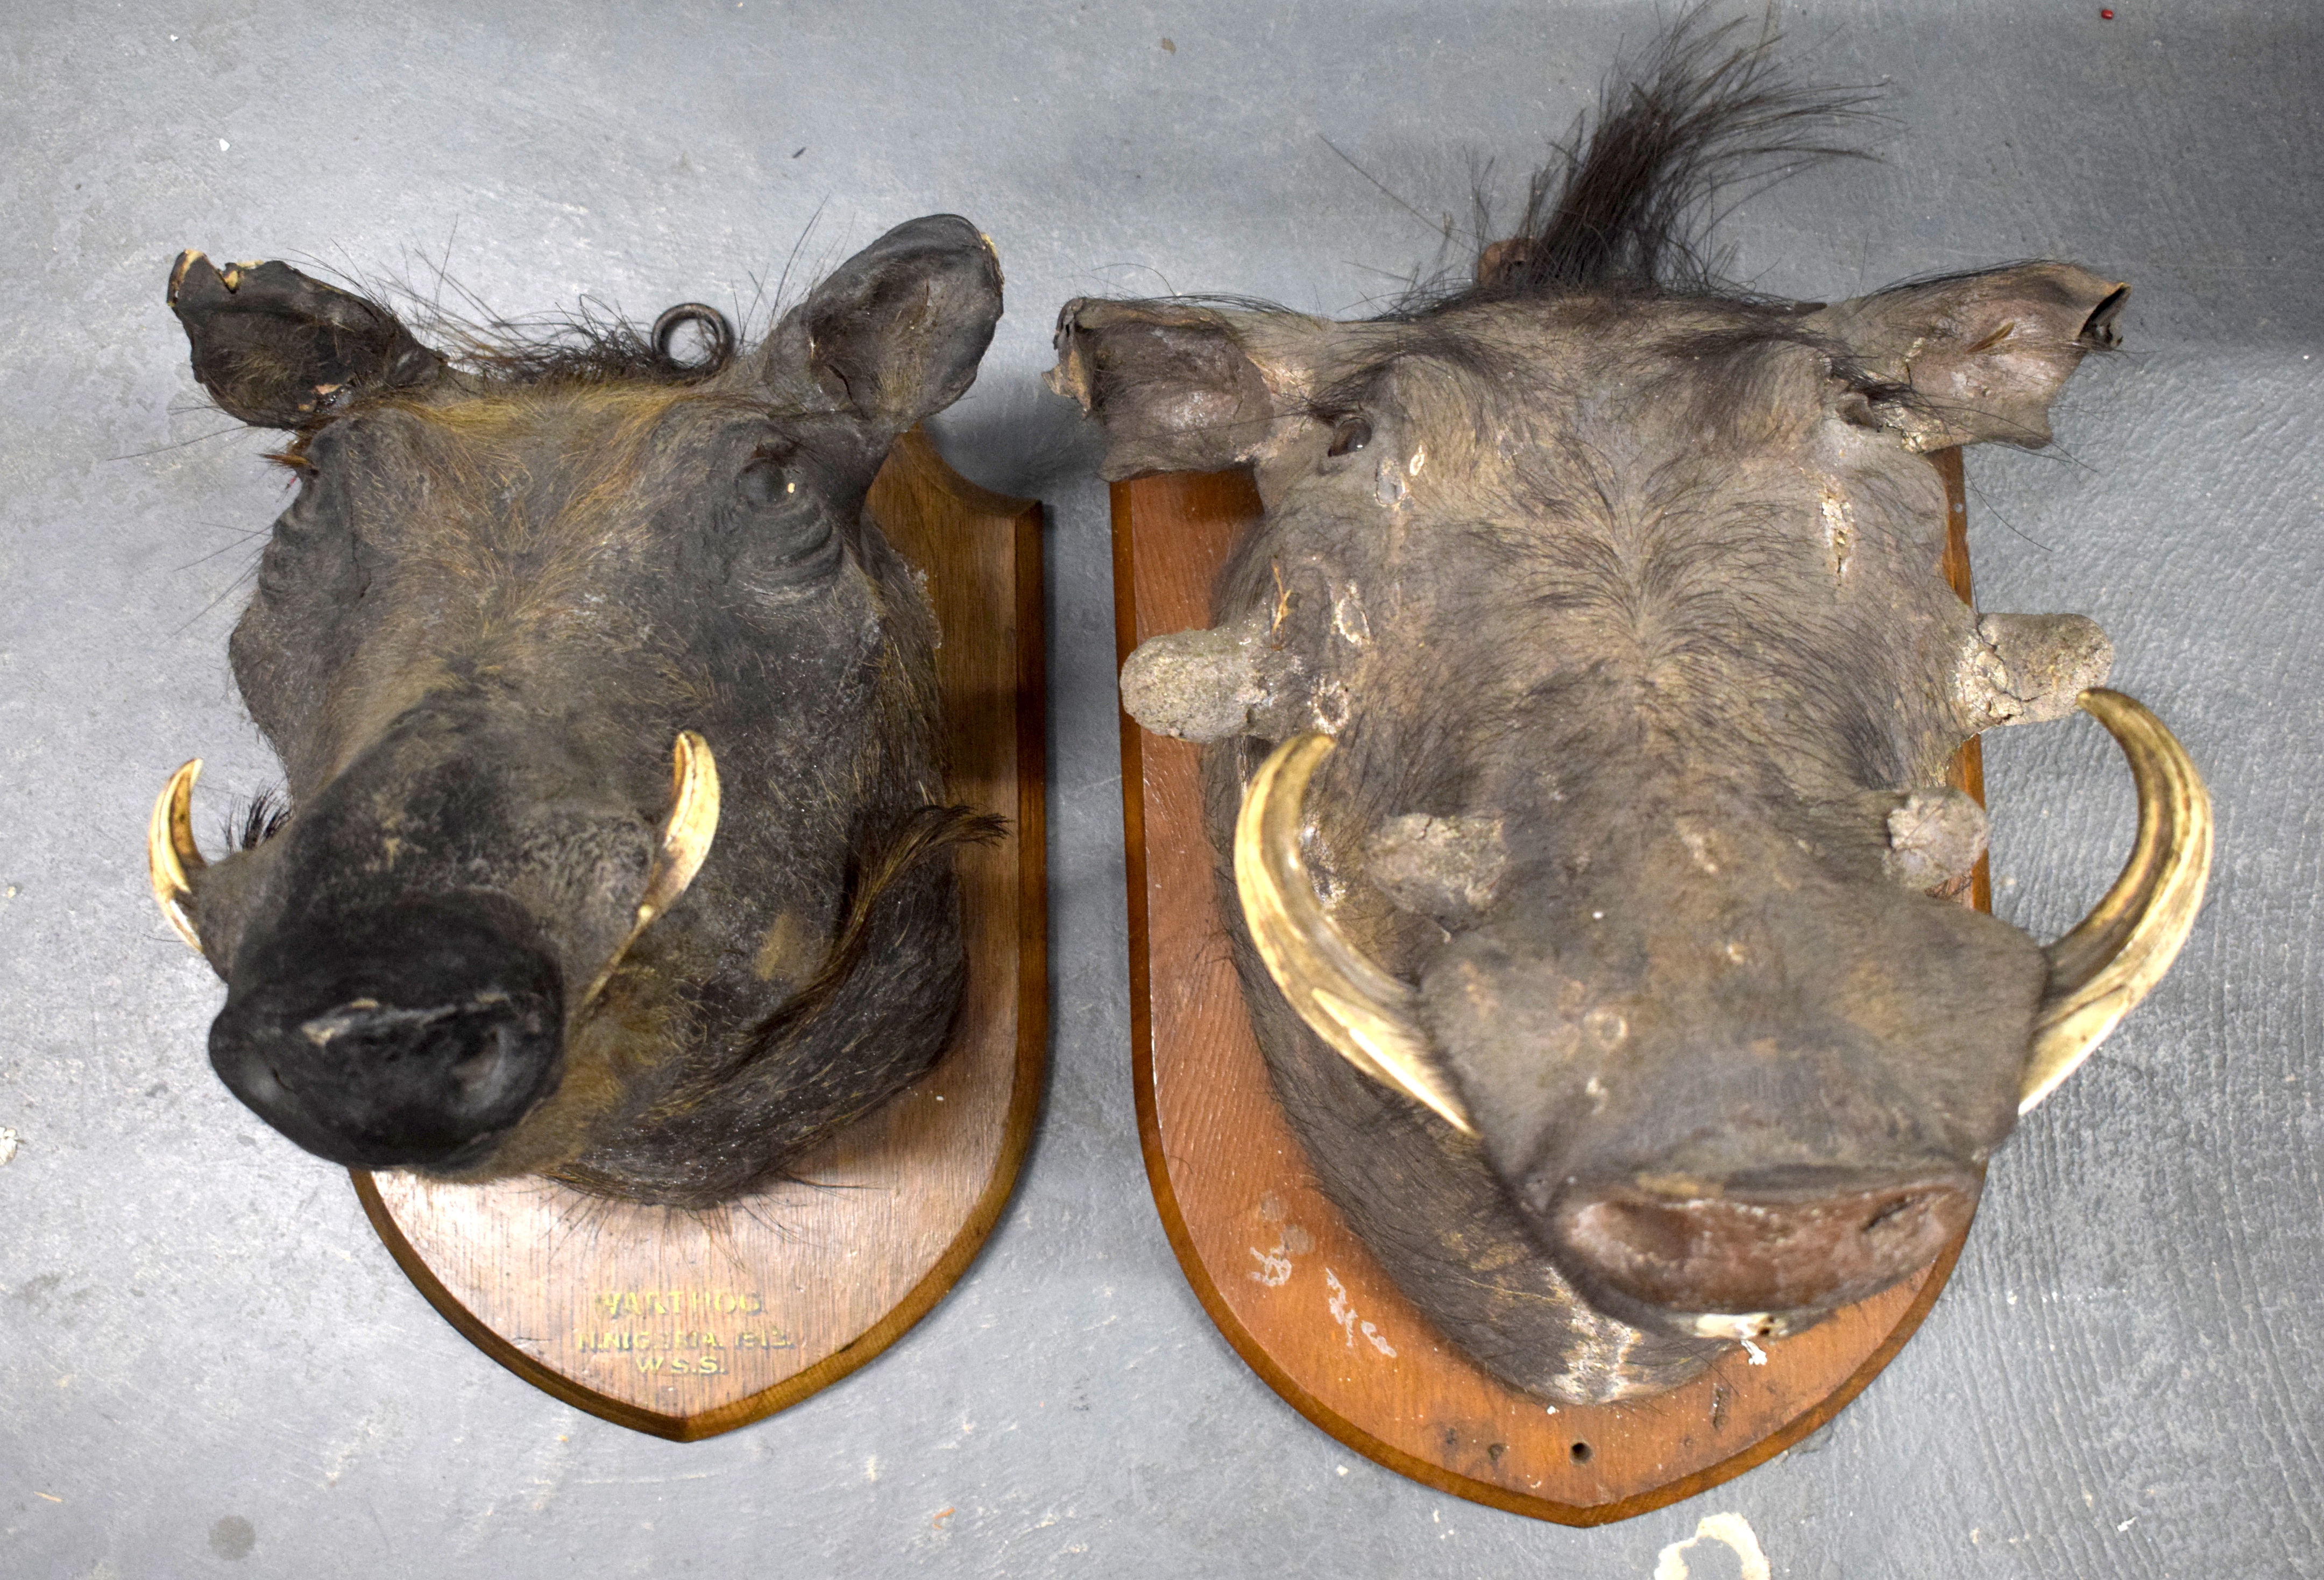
[1654,1512,1771,1580]
[1544,1405,1558,1416]
[217,139,230,151]
[1407,445,1427,477]
[1248,1223,1312,1286]
[1324,1268,1397,1356]
[0,1128,17,1166]
[1249,1243,1293,1287]
[1740,1337,1768,1366]
[2117,1515,2137,1533]
[865,1455,878,1483]
[1335,1464,1350,1476]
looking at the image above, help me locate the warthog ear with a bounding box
[1047,299,1287,479]
[166,252,444,429]
[1809,261,2129,450]
[771,214,1003,430]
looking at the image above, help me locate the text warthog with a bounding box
[1055,26,2209,1401]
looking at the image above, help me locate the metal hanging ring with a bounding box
[651,302,735,373]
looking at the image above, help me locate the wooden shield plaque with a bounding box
[355,429,1046,1441]
[1114,451,1988,1524]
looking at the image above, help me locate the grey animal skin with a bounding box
[1055,19,2144,1404]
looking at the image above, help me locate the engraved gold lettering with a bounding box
[585,1283,767,1329]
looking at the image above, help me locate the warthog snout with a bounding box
[1549,1166,1978,1329]
[1416,843,2034,1333]
[209,898,563,1169]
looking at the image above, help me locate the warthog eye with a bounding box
[736,452,789,508]
[726,448,838,578]
[1327,415,1372,457]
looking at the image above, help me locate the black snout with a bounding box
[209,899,564,1169]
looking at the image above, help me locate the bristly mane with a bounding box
[424,302,722,388]
[1427,7,1874,312]
[328,266,750,389]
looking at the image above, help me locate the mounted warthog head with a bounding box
[1053,27,2210,1401]
[149,215,1004,1206]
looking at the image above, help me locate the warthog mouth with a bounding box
[145,732,722,1167]
[1235,689,2212,1321]
[1550,1167,1981,1330]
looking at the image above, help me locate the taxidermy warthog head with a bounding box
[1053,22,2209,1401]
[150,215,1004,1207]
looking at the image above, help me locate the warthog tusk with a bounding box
[636,731,721,931]
[2020,689,2213,1114]
[1235,732,1476,1135]
[579,731,722,1011]
[146,759,207,952]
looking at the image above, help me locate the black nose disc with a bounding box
[209,897,564,1169]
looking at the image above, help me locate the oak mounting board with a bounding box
[356,429,1046,1441]
[1113,450,1986,1524]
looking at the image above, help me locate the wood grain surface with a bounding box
[355,429,1047,1441]
[1114,457,1987,1524]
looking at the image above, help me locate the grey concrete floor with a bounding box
[3,2,2319,1575]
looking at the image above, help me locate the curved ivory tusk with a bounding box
[2019,689,2213,1114]
[1235,732,1476,1135]
[146,759,207,952]
[578,732,722,1011]
[636,731,721,930]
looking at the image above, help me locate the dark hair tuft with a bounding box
[1448,7,1875,308]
